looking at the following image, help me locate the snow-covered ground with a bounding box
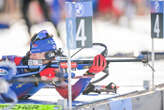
[0,16,164,104]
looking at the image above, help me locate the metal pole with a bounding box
[151,38,155,89]
[67,49,72,110]
[151,0,159,89]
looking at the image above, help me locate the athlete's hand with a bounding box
[40,68,56,80]
[88,54,107,74]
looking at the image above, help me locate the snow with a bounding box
[0,16,164,104]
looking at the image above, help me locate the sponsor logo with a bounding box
[16,83,25,88]
[32,44,38,48]
[0,104,62,110]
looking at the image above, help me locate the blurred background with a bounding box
[0,0,152,57]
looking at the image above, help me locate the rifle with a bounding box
[12,43,148,84]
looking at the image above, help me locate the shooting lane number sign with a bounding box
[65,0,93,49]
[151,0,164,38]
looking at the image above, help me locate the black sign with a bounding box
[76,17,92,48]
[151,13,163,38]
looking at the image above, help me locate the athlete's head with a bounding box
[29,30,57,60]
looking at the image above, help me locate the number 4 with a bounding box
[154,15,160,37]
[76,19,87,47]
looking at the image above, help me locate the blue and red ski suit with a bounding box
[0,55,91,102]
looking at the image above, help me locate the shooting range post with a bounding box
[151,0,164,89]
[65,0,93,109]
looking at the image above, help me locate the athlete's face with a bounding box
[29,52,46,60]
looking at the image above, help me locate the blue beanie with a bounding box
[30,30,57,53]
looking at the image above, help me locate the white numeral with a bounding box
[154,15,160,37]
[76,19,86,47]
